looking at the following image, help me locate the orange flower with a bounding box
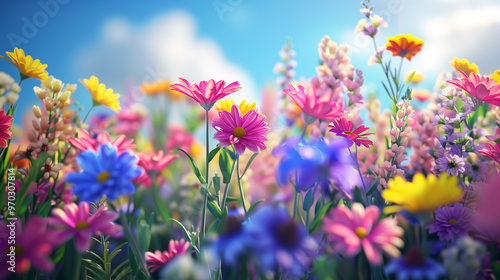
[385,34,424,61]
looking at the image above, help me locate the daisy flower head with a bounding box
[48,202,122,252]
[146,239,190,273]
[449,57,479,76]
[170,78,241,110]
[215,98,256,116]
[0,109,14,148]
[323,203,404,265]
[478,142,500,165]
[283,84,346,124]
[328,117,374,148]
[427,203,472,242]
[0,48,48,80]
[66,143,142,202]
[80,76,120,112]
[385,34,424,61]
[383,173,463,215]
[447,70,500,107]
[435,153,466,176]
[212,105,270,155]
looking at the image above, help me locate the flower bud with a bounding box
[0,88,4,95]
[397,110,405,119]
[32,120,40,132]
[58,91,71,103]
[395,119,405,127]
[11,83,20,93]
[51,79,63,93]
[27,130,37,142]
[41,76,54,89]
[33,105,42,118]
[407,117,415,126]
[55,121,65,131]
[63,109,75,121]
[40,117,49,131]
[44,97,54,111]
[34,87,47,99]
[5,92,19,105]
[64,84,77,93]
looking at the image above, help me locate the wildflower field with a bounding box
[1,1,500,279]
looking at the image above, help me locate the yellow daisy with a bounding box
[215,99,256,116]
[385,34,424,61]
[449,58,479,76]
[490,70,500,85]
[382,173,463,214]
[0,48,48,80]
[141,80,184,100]
[405,70,425,84]
[79,76,120,113]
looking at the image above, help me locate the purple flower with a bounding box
[435,153,465,176]
[385,247,446,280]
[427,203,472,242]
[244,206,317,272]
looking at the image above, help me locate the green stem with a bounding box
[82,105,96,124]
[200,109,210,243]
[305,206,310,235]
[236,156,248,217]
[292,189,298,221]
[220,158,237,213]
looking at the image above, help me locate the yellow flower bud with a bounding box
[58,91,71,103]
[44,97,54,111]
[33,105,42,118]
[55,121,65,131]
[32,120,40,131]
[5,92,19,105]
[51,78,63,93]
[64,84,77,93]
[34,86,47,99]
[41,76,54,89]
[63,109,75,121]
[11,83,20,93]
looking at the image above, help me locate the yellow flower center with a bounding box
[448,219,458,225]
[75,221,90,230]
[355,227,367,239]
[233,127,246,138]
[96,171,110,183]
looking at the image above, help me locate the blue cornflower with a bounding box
[385,247,446,280]
[273,137,358,196]
[244,206,317,272]
[67,143,142,202]
[213,216,249,267]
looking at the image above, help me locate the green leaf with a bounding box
[309,202,334,233]
[111,259,130,278]
[226,197,239,202]
[405,71,416,85]
[128,245,138,275]
[170,218,192,243]
[239,153,258,179]
[354,186,365,206]
[109,241,127,262]
[218,148,233,184]
[52,243,66,264]
[213,173,221,195]
[366,179,380,196]
[178,148,206,184]
[247,199,264,216]
[216,206,228,234]
[455,96,465,112]
[208,146,220,163]
[207,200,222,219]
[391,101,398,118]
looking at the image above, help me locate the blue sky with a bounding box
[1,0,500,123]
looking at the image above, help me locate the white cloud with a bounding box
[74,11,255,106]
[412,4,500,76]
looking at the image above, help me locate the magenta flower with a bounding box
[0,217,59,275]
[472,172,500,246]
[328,117,374,148]
[478,142,500,165]
[0,109,14,148]
[212,105,270,155]
[69,129,135,154]
[283,84,346,124]
[146,239,190,273]
[170,78,241,110]
[323,203,404,265]
[47,202,122,252]
[447,70,500,107]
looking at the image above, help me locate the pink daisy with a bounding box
[0,217,59,275]
[447,70,500,107]
[478,142,500,165]
[145,239,190,273]
[170,78,241,110]
[68,129,135,154]
[47,202,122,252]
[328,117,374,148]
[323,203,404,265]
[0,109,14,148]
[212,105,270,155]
[283,84,346,124]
